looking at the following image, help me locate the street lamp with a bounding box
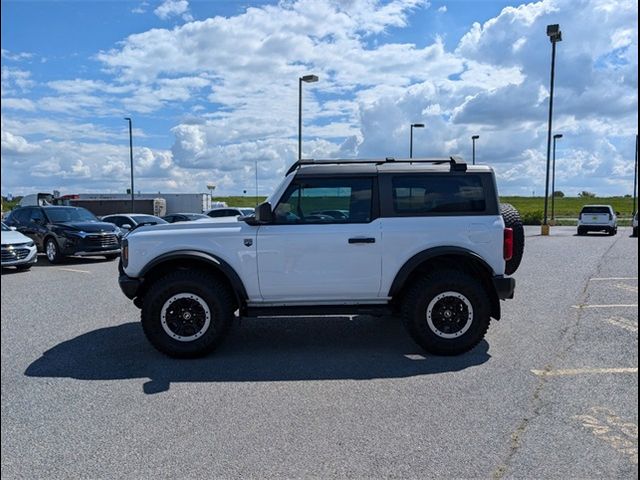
[633,134,638,215]
[409,123,425,159]
[551,133,563,221]
[542,23,562,234]
[471,135,480,165]
[298,74,319,161]
[124,117,134,213]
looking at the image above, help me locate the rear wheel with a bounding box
[402,270,491,355]
[633,227,638,237]
[16,264,32,271]
[577,227,586,236]
[141,270,234,358]
[500,203,524,275]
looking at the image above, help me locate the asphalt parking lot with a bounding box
[1,226,638,479]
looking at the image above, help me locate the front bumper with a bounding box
[493,276,515,300]
[1,244,38,266]
[119,273,142,299]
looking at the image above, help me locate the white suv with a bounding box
[577,205,618,236]
[119,157,523,357]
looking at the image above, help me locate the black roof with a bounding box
[287,156,468,176]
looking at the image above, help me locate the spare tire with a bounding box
[500,203,525,275]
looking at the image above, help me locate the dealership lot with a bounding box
[1,227,637,478]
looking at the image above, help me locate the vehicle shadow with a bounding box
[25,316,490,394]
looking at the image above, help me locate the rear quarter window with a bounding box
[390,174,488,215]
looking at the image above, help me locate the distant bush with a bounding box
[578,191,596,198]
[522,210,543,225]
[553,191,565,197]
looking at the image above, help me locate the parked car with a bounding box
[119,156,523,358]
[3,206,121,263]
[1,222,38,270]
[577,205,618,236]
[206,207,255,218]
[101,214,168,233]
[633,212,638,237]
[162,213,210,223]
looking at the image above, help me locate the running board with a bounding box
[244,304,393,318]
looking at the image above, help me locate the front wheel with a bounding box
[141,270,234,358]
[45,238,62,264]
[402,270,491,355]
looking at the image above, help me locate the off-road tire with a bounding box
[104,254,119,261]
[500,203,524,275]
[633,227,638,237]
[16,264,32,271]
[141,270,234,358]
[577,227,586,236]
[401,270,491,356]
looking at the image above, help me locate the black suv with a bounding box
[4,206,122,263]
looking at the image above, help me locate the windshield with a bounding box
[133,215,167,225]
[1,222,9,231]
[44,207,99,223]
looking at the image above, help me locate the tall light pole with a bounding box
[298,74,318,161]
[124,117,134,213]
[255,157,259,207]
[409,123,424,159]
[633,134,638,215]
[542,24,562,234]
[551,133,563,221]
[471,135,480,165]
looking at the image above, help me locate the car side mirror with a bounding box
[255,202,274,224]
[121,224,132,230]
[615,211,620,216]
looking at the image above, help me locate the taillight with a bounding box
[504,228,513,261]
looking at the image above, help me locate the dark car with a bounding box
[101,214,168,233]
[206,207,255,218]
[4,206,122,263]
[162,213,209,223]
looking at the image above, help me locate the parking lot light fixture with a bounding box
[542,23,562,235]
[551,134,563,221]
[410,123,425,159]
[298,74,319,161]
[471,135,480,165]
[124,117,134,213]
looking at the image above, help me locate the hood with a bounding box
[1,229,33,245]
[54,221,118,233]
[133,217,240,234]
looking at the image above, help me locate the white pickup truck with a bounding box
[577,205,618,236]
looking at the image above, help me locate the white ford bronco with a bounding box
[119,157,524,357]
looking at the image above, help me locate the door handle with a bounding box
[348,237,376,244]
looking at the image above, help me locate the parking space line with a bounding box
[572,304,638,309]
[615,283,639,294]
[531,367,638,377]
[54,267,91,274]
[590,277,638,281]
[574,407,638,465]
[605,316,638,333]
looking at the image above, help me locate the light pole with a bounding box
[409,123,424,159]
[255,157,258,206]
[298,74,318,161]
[471,135,480,165]
[124,117,134,213]
[633,134,638,215]
[551,133,563,221]
[542,24,562,234]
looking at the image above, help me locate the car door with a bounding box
[257,176,382,302]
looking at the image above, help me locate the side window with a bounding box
[30,208,46,223]
[107,216,122,227]
[9,209,30,224]
[274,177,373,224]
[208,210,225,218]
[392,175,486,215]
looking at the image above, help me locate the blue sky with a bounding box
[1,0,637,197]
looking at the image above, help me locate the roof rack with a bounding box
[285,156,467,176]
